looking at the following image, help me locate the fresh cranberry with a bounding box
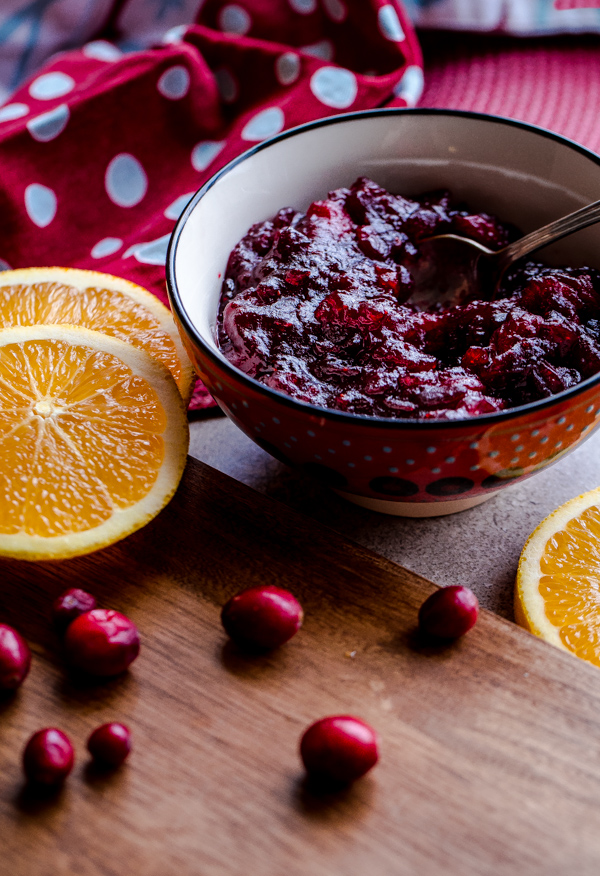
[87,722,131,766]
[221,585,303,650]
[52,588,98,633]
[0,624,31,691]
[300,715,379,783]
[23,728,74,784]
[64,609,140,676]
[418,586,479,639]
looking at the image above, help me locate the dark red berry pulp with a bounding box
[0,624,31,691]
[300,715,379,783]
[52,587,97,633]
[218,176,600,420]
[418,585,479,639]
[23,728,74,784]
[221,585,303,650]
[64,609,140,676]
[87,722,131,766]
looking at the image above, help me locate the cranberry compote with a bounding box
[218,177,600,420]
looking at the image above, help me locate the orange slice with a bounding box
[0,324,189,560]
[515,487,600,666]
[0,267,194,401]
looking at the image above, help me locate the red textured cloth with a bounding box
[554,1,600,9]
[420,32,600,156]
[0,1,420,411]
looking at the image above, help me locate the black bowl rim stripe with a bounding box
[166,107,600,433]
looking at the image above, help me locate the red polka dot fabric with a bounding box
[0,1,421,411]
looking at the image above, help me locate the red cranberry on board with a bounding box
[23,728,74,784]
[418,586,479,639]
[300,715,379,783]
[52,588,97,633]
[0,624,31,691]
[64,609,140,676]
[221,585,303,650]
[87,722,131,767]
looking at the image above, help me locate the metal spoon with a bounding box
[412,197,600,308]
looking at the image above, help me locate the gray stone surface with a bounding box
[189,415,600,619]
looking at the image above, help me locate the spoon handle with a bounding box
[495,198,600,273]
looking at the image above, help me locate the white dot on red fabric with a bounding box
[310,67,357,108]
[191,140,226,171]
[241,106,285,141]
[124,234,171,265]
[158,66,190,99]
[276,52,301,85]
[301,40,334,61]
[378,5,405,41]
[105,154,148,208]
[215,68,238,103]
[91,237,123,258]
[164,193,194,219]
[162,25,188,44]
[219,4,252,34]
[27,104,69,142]
[25,183,57,228]
[29,72,75,100]
[393,65,424,107]
[322,0,347,22]
[288,0,317,13]
[82,41,122,61]
[0,259,11,271]
[0,103,29,122]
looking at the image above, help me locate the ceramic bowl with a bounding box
[166,109,600,516]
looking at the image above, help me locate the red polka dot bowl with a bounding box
[167,109,600,516]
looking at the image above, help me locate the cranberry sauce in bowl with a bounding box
[218,176,600,422]
[167,110,600,515]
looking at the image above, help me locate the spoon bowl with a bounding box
[417,197,600,306]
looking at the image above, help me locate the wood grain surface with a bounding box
[1,456,600,876]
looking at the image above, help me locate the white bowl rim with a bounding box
[167,107,600,432]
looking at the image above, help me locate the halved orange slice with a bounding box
[0,324,189,560]
[515,487,600,666]
[0,267,194,401]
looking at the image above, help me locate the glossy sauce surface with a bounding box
[218,177,600,420]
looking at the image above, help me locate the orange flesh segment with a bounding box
[540,505,600,665]
[0,281,183,390]
[0,339,165,538]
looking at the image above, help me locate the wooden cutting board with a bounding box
[1,456,600,876]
